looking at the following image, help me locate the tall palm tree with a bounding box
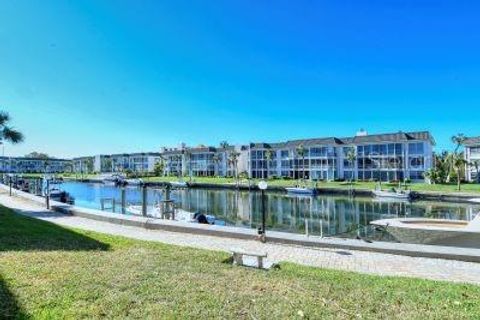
[346,148,356,185]
[295,144,306,182]
[183,149,193,182]
[452,153,467,191]
[228,151,240,185]
[447,134,467,183]
[264,149,274,180]
[212,154,221,177]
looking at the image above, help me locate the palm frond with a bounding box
[0,111,11,126]
[2,126,24,144]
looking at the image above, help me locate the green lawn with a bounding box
[143,176,480,194]
[1,207,479,319]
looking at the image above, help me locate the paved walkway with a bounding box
[1,191,480,285]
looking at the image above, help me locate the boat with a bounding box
[169,181,188,188]
[48,188,75,205]
[102,174,126,186]
[125,178,144,186]
[126,205,224,225]
[372,188,411,200]
[285,187,317,196]
[370,213,480,248]
[469,198,480,204]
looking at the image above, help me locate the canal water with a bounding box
[61,181,480,241]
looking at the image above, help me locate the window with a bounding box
[408,142,424,155]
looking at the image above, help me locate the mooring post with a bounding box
[46,179,50,209]
[121,187,126,214]
[305,218,309,237]
[142,185,147,216]
[9,176,12,196]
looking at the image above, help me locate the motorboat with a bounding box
[285,187,317,196]
[126,205,224,225]
[469,198,480,204]
[370,213,480,248]
[372,188,411,200]
[48,188,75,205]
[102,174,126,186]
[169,181,188,188]
[125,178,144,186]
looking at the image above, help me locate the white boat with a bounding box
[370,214,480,248]
[469,198,480,204]
[170,181,188,188]
[125,178,144,186]
[48,188,75,204]
[126,206,223,225]
[372,189,411,200]
[102,173,126,186]
[285,187,317,196]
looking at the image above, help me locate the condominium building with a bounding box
[247,130,435,181]
[73,153,162,173]
[464,136,480,182]
[161,145,248,177]
[0,157,71,173]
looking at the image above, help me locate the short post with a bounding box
[9,176,12,196]
[121,187,126,214]
[46,179,50,209]
[320,219,323,238]
[142,185,147,216]
[305,218,309,237]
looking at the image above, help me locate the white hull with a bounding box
[285,187,316,195]
[372,190,411,200]
[170,181,188,188]
[469,198,480,204]
[371,216,480,248]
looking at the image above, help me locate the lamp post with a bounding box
[258,180,268,243]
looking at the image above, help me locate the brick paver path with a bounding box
[1,191,479,285]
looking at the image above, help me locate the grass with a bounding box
[143,176,480,194]
[1,207,480,319]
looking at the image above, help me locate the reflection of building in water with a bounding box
[172,188,477,237]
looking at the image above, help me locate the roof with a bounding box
[464,137,480,147]
[0,156,70,162]
[249,131,435,149]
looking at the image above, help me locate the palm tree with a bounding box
[212,154,221,177]
[447,134,467,183]
[264,149,274,180]
[346,148,356,184]
[228,151,240,185]
[0,111,24,144]
[295,144,306,182]
[183,149,193,182]
[452,153,467,191]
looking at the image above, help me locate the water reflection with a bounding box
[61,182,480,240]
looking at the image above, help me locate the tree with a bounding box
[295,144,307,182]
[183,149,193,182]
[0,111,24,145]
[212,154,221,177]
[447,134,467,183]
[228,151,240,185]
[153,159,165,177]
[25,152,50,159]
[264,149,274,179]
[423,168,438,184]
[345,148,356,183]
[452,153,467,191]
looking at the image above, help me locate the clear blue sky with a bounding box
[1,0,479,158]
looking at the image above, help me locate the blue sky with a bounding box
[1,0,479,158]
